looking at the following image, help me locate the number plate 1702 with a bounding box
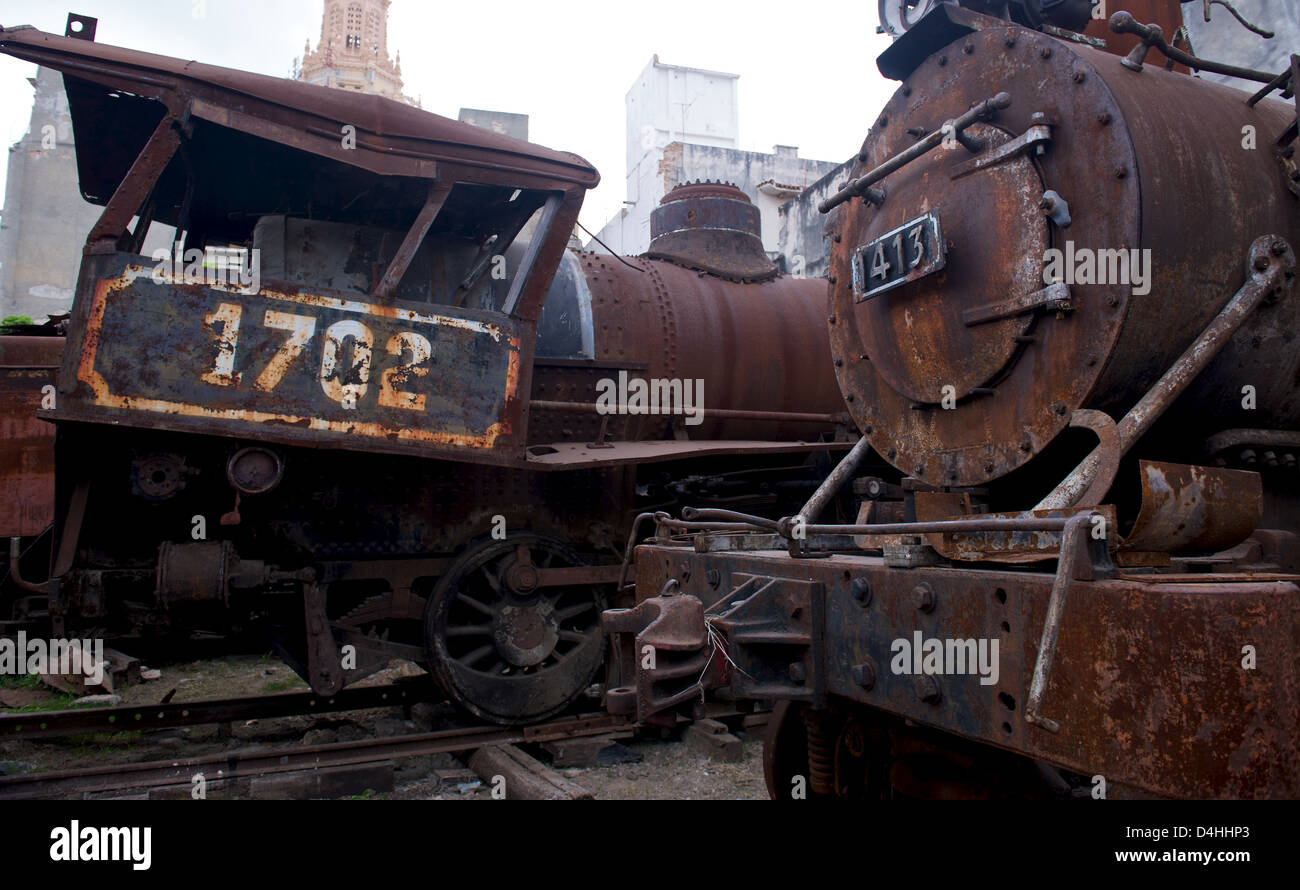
[850,211,946,302]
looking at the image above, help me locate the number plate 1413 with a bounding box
[850,211,946,302]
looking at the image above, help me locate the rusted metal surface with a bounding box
[0,25,599,191]
[602,583,716,723]
[522,438,850,469]
[912,499,1119,562]
[0,336,60,538]
[1081,0,1185,59]
[1121,460,1263,555]
[828,16,1300,488]
[423,536,607,724]
[545,252,844,445]
[0,20,849,730]
[61,254,526,459]
[647,181,777,282]
[1037,236,1295,509]
[627,542,1300,798]
[529,399,842,426]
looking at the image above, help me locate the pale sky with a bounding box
[0,0,896,234]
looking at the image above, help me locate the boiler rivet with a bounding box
[1040,47,1053,59]
[914,674,942,704]
[852,662,875,690]
[1098,111,1112,125]
[913,582,935,612]
[1115,165,1128,179]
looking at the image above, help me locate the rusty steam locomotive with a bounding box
[0,15,851,724]
[603,1,1300,798]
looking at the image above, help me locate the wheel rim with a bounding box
[424,536,606,724]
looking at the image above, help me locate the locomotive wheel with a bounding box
[763,701,819,800]
[763,700,892,800]
[422,535,606,725]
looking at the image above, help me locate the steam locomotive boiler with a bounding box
[604,1,1300,798]
[0,17,849,724]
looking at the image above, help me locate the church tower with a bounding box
[298,0,417,105]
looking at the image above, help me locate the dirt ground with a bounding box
[0,652,768,800]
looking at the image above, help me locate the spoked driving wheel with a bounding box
[423,535,607,724]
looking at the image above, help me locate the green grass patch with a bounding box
[0,674,45,691]
[262,677,306,694]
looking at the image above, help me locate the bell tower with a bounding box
[298,0,416,105]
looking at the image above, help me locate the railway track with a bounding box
[0,679,427,740]
[0,712,632,799]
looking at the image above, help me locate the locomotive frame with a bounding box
[603,2,1300,799]
[0,16,852,724]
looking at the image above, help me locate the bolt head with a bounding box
[852,661,876,690]
[851,577,872,605]
[913,582,936,613]
[1272,240,1288,257]
[914,674,941,704]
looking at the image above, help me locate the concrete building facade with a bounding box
[0,66,102,323]
[590,56,843,259]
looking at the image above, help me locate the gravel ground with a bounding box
[0,653,768,800]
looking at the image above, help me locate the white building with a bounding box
[590,55,842,259]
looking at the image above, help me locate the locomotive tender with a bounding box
[604,1,1300,798]
[0,15,850,724]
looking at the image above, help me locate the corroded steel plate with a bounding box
[53,254,524,458]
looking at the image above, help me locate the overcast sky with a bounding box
[0,0,896,233]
